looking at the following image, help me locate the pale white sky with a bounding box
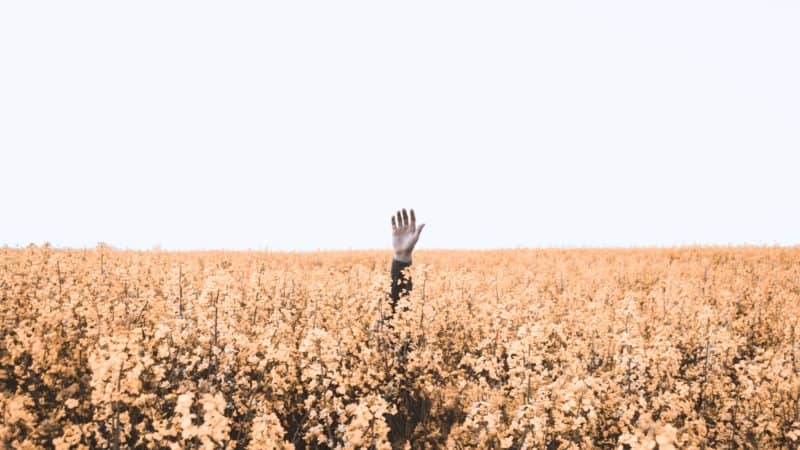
[1,1,798,251]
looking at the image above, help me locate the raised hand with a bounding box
[391,208,425,263]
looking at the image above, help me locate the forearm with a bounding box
[389,257,413,312]
[388,207,423,313]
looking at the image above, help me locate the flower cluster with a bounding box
[1,246,800,448]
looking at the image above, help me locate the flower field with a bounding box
[2,246,800,449]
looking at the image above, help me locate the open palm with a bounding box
[392,208,425,263]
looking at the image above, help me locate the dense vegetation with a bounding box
[2,246,799,449]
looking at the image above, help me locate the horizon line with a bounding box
[3,243,799,253]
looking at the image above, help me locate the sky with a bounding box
[1,1,798,251]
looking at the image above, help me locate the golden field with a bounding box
[1,246,800,449]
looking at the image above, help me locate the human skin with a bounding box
[391,208,425,263]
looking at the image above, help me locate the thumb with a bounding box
[416,223,426,236]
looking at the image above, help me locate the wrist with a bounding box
[393,251,412,263]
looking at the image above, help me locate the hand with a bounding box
[391,208,425,263]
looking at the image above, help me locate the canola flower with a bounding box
[1,245,800,448]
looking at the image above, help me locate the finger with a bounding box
[402,209,409,227]
[391,215,397,230]
[410,209,416,230]
[396,211,403,228]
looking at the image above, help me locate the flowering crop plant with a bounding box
[2,245,800,449]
